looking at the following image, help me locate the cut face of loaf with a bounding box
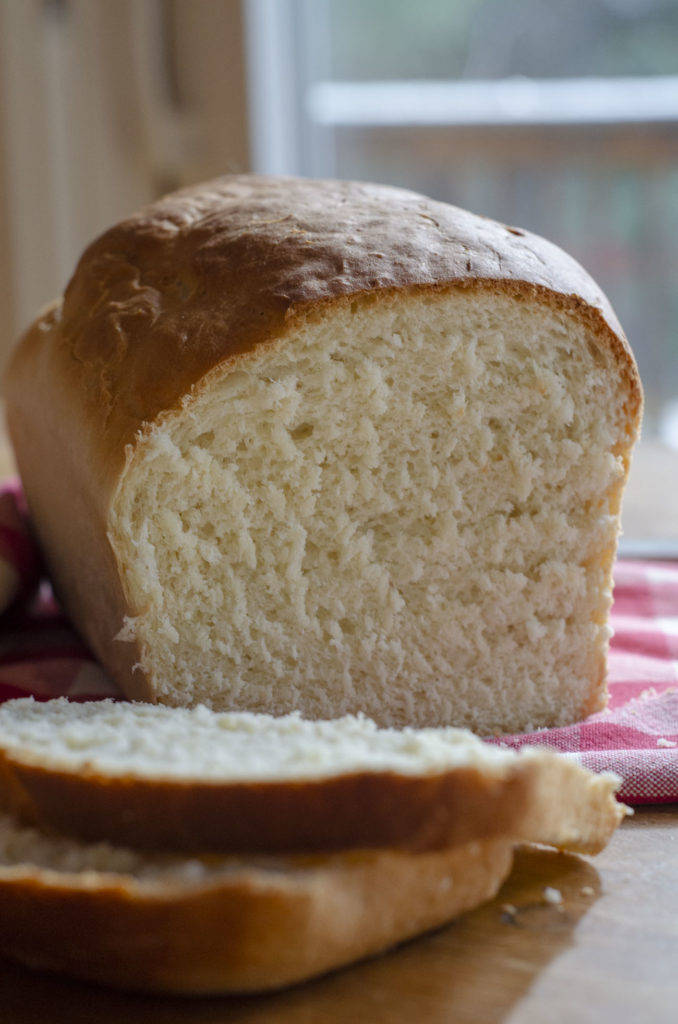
[0,698,625,856]
[114,289,635,731]
[4,175,643,732]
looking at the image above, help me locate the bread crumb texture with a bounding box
[0,811,216,883]
[0,697,515,780]
[110,287,632,732]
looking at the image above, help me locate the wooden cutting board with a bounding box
[0,806,675,1024]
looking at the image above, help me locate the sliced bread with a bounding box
[0,698,625,856]
[0,815,514,994]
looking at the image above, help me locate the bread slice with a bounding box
[4,175,642,733]
[0,814,514,994]
[0,698,624,856]
[0,698,626,996]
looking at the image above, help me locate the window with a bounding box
[247,0,678,549]
[1,0,675,546]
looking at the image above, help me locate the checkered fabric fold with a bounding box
[488,560,678,803]
[0,480,676,804]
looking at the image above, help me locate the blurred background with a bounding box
[0,0,676,546]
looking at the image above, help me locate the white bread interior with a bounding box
[113,287,637,731]
[0,696,534,779]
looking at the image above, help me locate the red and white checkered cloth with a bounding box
[0,480,676,804]
[489,560,678,803]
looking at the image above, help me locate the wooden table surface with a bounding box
[0,806,674,1024]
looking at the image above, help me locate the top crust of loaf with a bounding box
[12,175,641,492]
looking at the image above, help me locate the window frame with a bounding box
[243,0,678,552]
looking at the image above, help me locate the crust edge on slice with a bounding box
[0,829,514,995]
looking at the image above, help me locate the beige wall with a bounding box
[0,0,251,370]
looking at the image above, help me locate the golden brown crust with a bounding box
[0,744,623,857]
[0,838,514,994]
[46,174,645,469]
[0,752,530,855]
[4,175,643,704]
[516,755,626,855]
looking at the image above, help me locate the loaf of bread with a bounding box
[0,698,624,856]
[4,175,643,732]
[0,697,624,993]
